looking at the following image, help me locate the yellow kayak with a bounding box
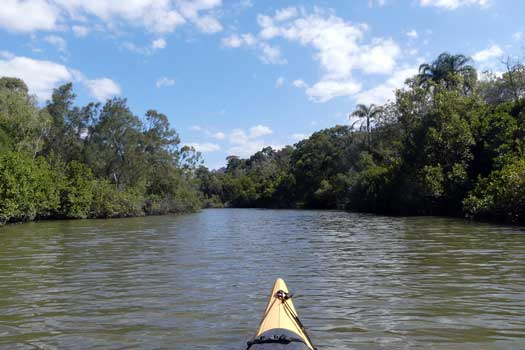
[247,278,316,350]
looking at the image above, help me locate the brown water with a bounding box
[1,209,524,349]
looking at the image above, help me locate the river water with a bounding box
[1,209,524,349]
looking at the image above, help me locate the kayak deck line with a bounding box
[248,278,316,350]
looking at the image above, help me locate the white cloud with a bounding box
[305,80,362,103]
[249,8,404,102]
[54,0,187,34]
[193,15,222,33]
[258,43,286,64]
[122,42,152,55]
[257,10,400,79]
[84,77,121,102]
[221,33,256,48]
[44,35,67,53]
[358,39,400,74]
[188,142,220,153]
[156,77,175,88]
[177,0,223,33]
[225,125,277,157]
[3,0,223,35]
[228,141,273,158]
[229,128,249,145]
[0,53,120,102]
[472,44,503,62]
[513,31,523,41]
[275,76,285,87]
[293,79,308,88]
[355,67,417,105]
[292,133,309,141]
[419,0,490,10]
[221,33,285,65]
[212,131,225,140]
[249,125,272,138]
[122,39,168,55]
[0,54,71,100]
[0,0,58,33]
[190,125,203,131]
[152,38,167,49]
[406,29,418,39]
[274,7,298,22]
[72,25,90,37]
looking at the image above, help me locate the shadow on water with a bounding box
[1,209,524,349]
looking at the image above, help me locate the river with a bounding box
[0,209,524,349]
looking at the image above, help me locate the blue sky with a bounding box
[1,0,524,168]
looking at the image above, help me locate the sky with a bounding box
[1,0,524,169]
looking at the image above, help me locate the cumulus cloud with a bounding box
[83,77,121,102]
[292,78,362,103]
[419,0,490,10]
[212,131,225,140]
[354,67,417,105]
[256,10,400,78]
[193,15,223,33]
[472,44,503,62]
[291,133,309,141]
[178,0,223,33]
[1,0,223,35]
[53,0,186,34]
[0,53,120,102]
[306,80,362,103]
[44,35,67,53]
[221,33,284,65]
[230,8,403,102]
[156,77,175,88]
[224,125,277,157]
[187,142,220,153]
[292,79,308,88]
[152,38,167,49]
[122,39,168,55]
[249,125,273,138]
[221,33,256,48]
[275,76,285,87]
[0,54,71,100]
[258,43,286,64]
[274,7,298,22]
[406,29,418,39]
[228,141,282,158]
[0,0,58,33]
[229,128,249,145]
[72,25,90,37]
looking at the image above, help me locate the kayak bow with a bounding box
[247,278,315,350]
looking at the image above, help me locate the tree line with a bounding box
[1,52,524,225]
[0,78,202,224]
[197,53,525,224]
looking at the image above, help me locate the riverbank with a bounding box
[2,52,525,226]
[0,79,202,225]
[195,53,525,225]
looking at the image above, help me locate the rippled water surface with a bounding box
[1,209,525,349]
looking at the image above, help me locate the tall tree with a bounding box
[350,104,382,148]
[418,52,477,93]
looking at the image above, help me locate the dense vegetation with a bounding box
[1,52,524,225]
[197,53,525,224]
[0,78,202,224]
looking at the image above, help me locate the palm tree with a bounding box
[418,52,477,93]
[350,104,382,149]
